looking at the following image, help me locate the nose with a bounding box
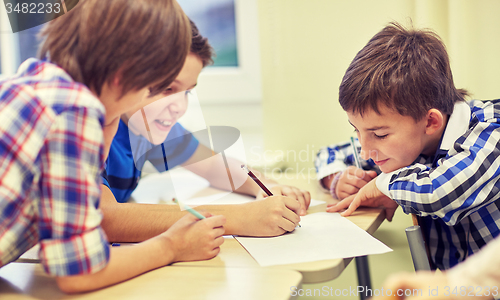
[358,134,375,161]
[167,92,188,116]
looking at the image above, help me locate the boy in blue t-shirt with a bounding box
[319,22,500,270]
[100,21,311,241]
[0,1,225,293]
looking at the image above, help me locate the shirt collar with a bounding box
[439,101,471,151]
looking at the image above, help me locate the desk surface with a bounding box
[0,263,302,300]
[169,171,386,283]
[7,171,385,298]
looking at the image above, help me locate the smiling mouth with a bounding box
[374,159,389,166]
[154,119,173,129]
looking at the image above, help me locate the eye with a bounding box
[162,88,173,95]
[374,133,388,139]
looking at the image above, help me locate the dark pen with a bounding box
[241,164,301,227]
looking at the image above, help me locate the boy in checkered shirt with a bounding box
[0,0,225,293]
[319,22,500,270]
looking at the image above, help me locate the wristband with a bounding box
[329,172,343,200]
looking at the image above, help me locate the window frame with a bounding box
[194,0,262,104]
[0,3,21,78]
[0,0,263,105]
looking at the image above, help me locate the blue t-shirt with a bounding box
[102,120,199,202]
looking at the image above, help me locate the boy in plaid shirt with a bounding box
[0,0,225,293]
[320,22,500,270]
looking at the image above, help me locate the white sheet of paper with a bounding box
[235,212,392,267]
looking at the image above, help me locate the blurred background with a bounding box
[2,0,499,172]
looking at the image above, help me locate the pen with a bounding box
[173,198,206,220]
[241,164,272,196]
[241,164,301,227]
[350,137,362,169]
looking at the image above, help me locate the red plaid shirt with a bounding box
[0,59,110,276]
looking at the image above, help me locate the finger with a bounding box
[200,211,213,218]
[365,170,378,180]
[302,190,311,209]
[348,176,372,189]
[282,196,301,215]
[279,217,298,232]
[292,189,307,216]
[209,247,221,258]
[340,196,362,217]
[326,196,354,212]
[213,226,226,238]
[339,183,360,196]
[213,236,225,248]
[282,204,301,224]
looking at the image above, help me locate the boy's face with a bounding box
[347,104,430,173]
[124,53,203,144]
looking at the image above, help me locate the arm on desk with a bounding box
[182,144,311,214]
[326,179,398,221]
[100,185,300,241]
[56,213,225,293]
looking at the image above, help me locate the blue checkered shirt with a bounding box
[316,100,500,270]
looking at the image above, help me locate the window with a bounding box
[0,3,20,77]
[1,0,262,104]
[179,0,238,67]
[179,0,262,104]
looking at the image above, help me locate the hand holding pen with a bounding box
[241,165,302,227]
[166,198,226,261]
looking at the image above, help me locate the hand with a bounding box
[336,166,378,200]
[236,196,301,237]
[256,185,311,216]
[372,271,454,300]
[161,212,226,262]
[326,179,398,221]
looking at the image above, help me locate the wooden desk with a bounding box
[0,263,302,300]
[6,171,384,299]
[157,171,386,284]
[173,203,385,283]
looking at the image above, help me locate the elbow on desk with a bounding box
[55,276,101,294]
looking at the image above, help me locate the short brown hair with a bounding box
[189,20,214,67]
[339,22,468,120]
[39,0,191,97]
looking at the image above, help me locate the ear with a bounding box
[424,109,445,135]
[112,74,121,86]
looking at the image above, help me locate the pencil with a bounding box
[241,165,301,227]
[350,137,362,169]
[173,198,206,220]
[241,164,273,196]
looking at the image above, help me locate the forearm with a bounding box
[56,236,173,293]
[100,186,185,242]
[376,162,496,224]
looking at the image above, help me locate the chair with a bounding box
[405,214,431,271]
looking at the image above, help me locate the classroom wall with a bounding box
[256,0,500,173]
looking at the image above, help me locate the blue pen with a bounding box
[350,137,362,169]
[173,198,206,220]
